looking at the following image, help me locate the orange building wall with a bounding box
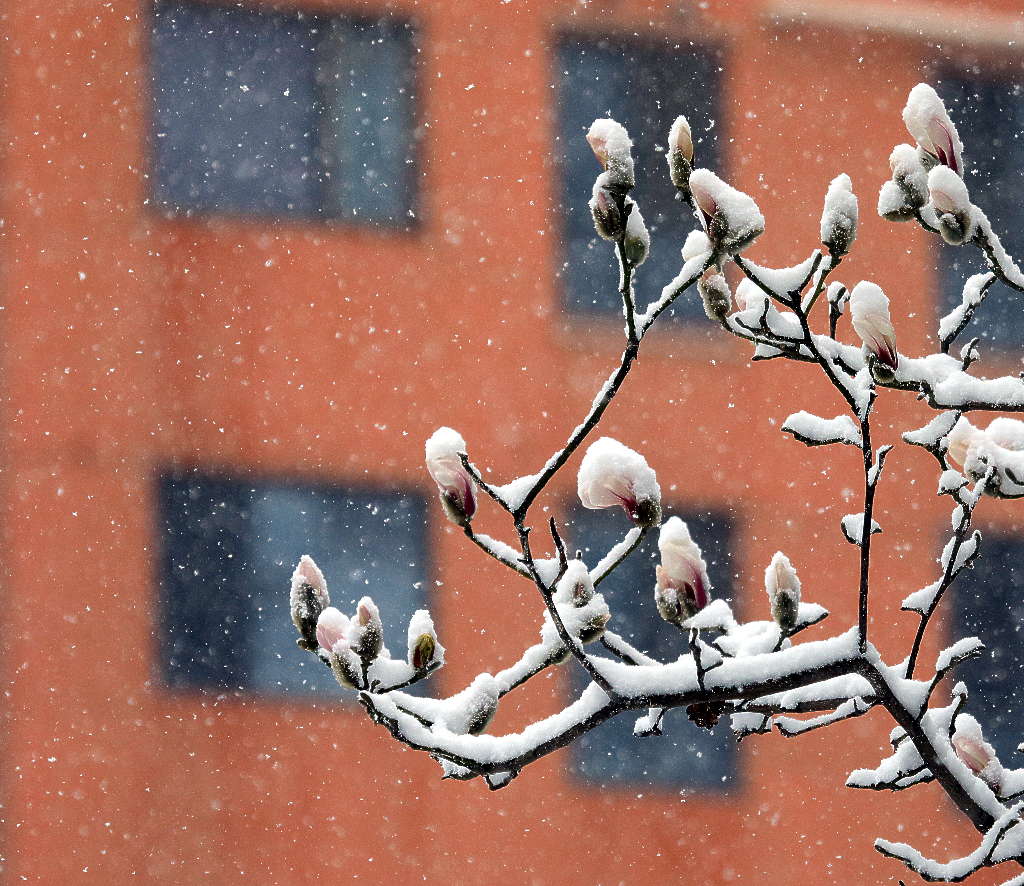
[1,0,1020,882]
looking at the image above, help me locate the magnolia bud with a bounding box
[586,118,635,190]
[928,165,973,246]
[820,173,858,258]
[850,281,898,379]
[877,180,916,223]
[734,278,768,314]
[577,437,661,528]
[903,84,964,176]
[352,596,383,661]
[655,517,712,622]
[952,716,1003,793]
[888,144,928,208]
[410,633,436,670]
[699,269,732,321]
[290,556,329,649]
[578,611,611,644]
[316,606,350,652]
[622,199,650,266]
[425,427,477,528]
[406,609,442,673]
[329,647,360,689]
[765,552,801,634]
[667,115,694,192]
[590,184,625,241]
[689,169,764,254]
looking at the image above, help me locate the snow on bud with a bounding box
[681,229,711,263]
[889,143,929,208]
[928,165,973,245]
[315,606,351,653]
[654,516,712,624]
[820,173,858,258]
[945,417,979,469]
[903,83,964,175]
[826,281,849,316]
[849,281,898,378]
[877,180,916,223]
[586,118,634,189]
[765,552,801,634]
[351,596,383,661]
[622,198,650,266]
[577,437,661,528]
[698,269,732,321]
[425,427,477,528]
[688,169,764,254]
[407,609,444,671]
[290,555,329,648]
[952,715,1003,793]
[667,114,694,191]
[734,278,768,314]
[458,674,501,735]
[554,559,595,608]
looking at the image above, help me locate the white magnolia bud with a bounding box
[903,83,964,175]
[820,173,858,258]
[698,269,732,321]
[928,165,973,246]
[622,199,650,266]
[888,143,929,207]
[577,437,661,528]
[667,115,694,191]
[655,517,712,622]
[586,118,634,190]
[425,427,477,527]
[850,281,898,378]
[688,169,765,254]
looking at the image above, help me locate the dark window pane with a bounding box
[151,1,320,215]
[937,76,1024,349]
[318,19,417,223]
[952,531,1024,761]
[158,471,429,696]
[555,36,723,320]
[566,506,738,790]
[150,1,417,222]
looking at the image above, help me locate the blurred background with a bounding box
[1,0,1022,881]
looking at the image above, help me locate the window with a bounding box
[937,75,1024,348]
[150,1,417,224]
[555,35,723,319]
[567,506,738,790]
[157,471,429,695]
[952,530,1024,761]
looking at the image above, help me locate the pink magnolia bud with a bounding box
[945,417,980,469]
[952,717,1003,793]
[586,118,634,188]
[903,83,964,175]
[315,606,351,653]
[849,281,898,376]
[352,596,384,661]
[289,555,330,648]
[655,517,712,622]
[577,437,661,528]
[734,279,768,314]
[425,427,477,527]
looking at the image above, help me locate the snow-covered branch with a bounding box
[285,83,1024,882]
